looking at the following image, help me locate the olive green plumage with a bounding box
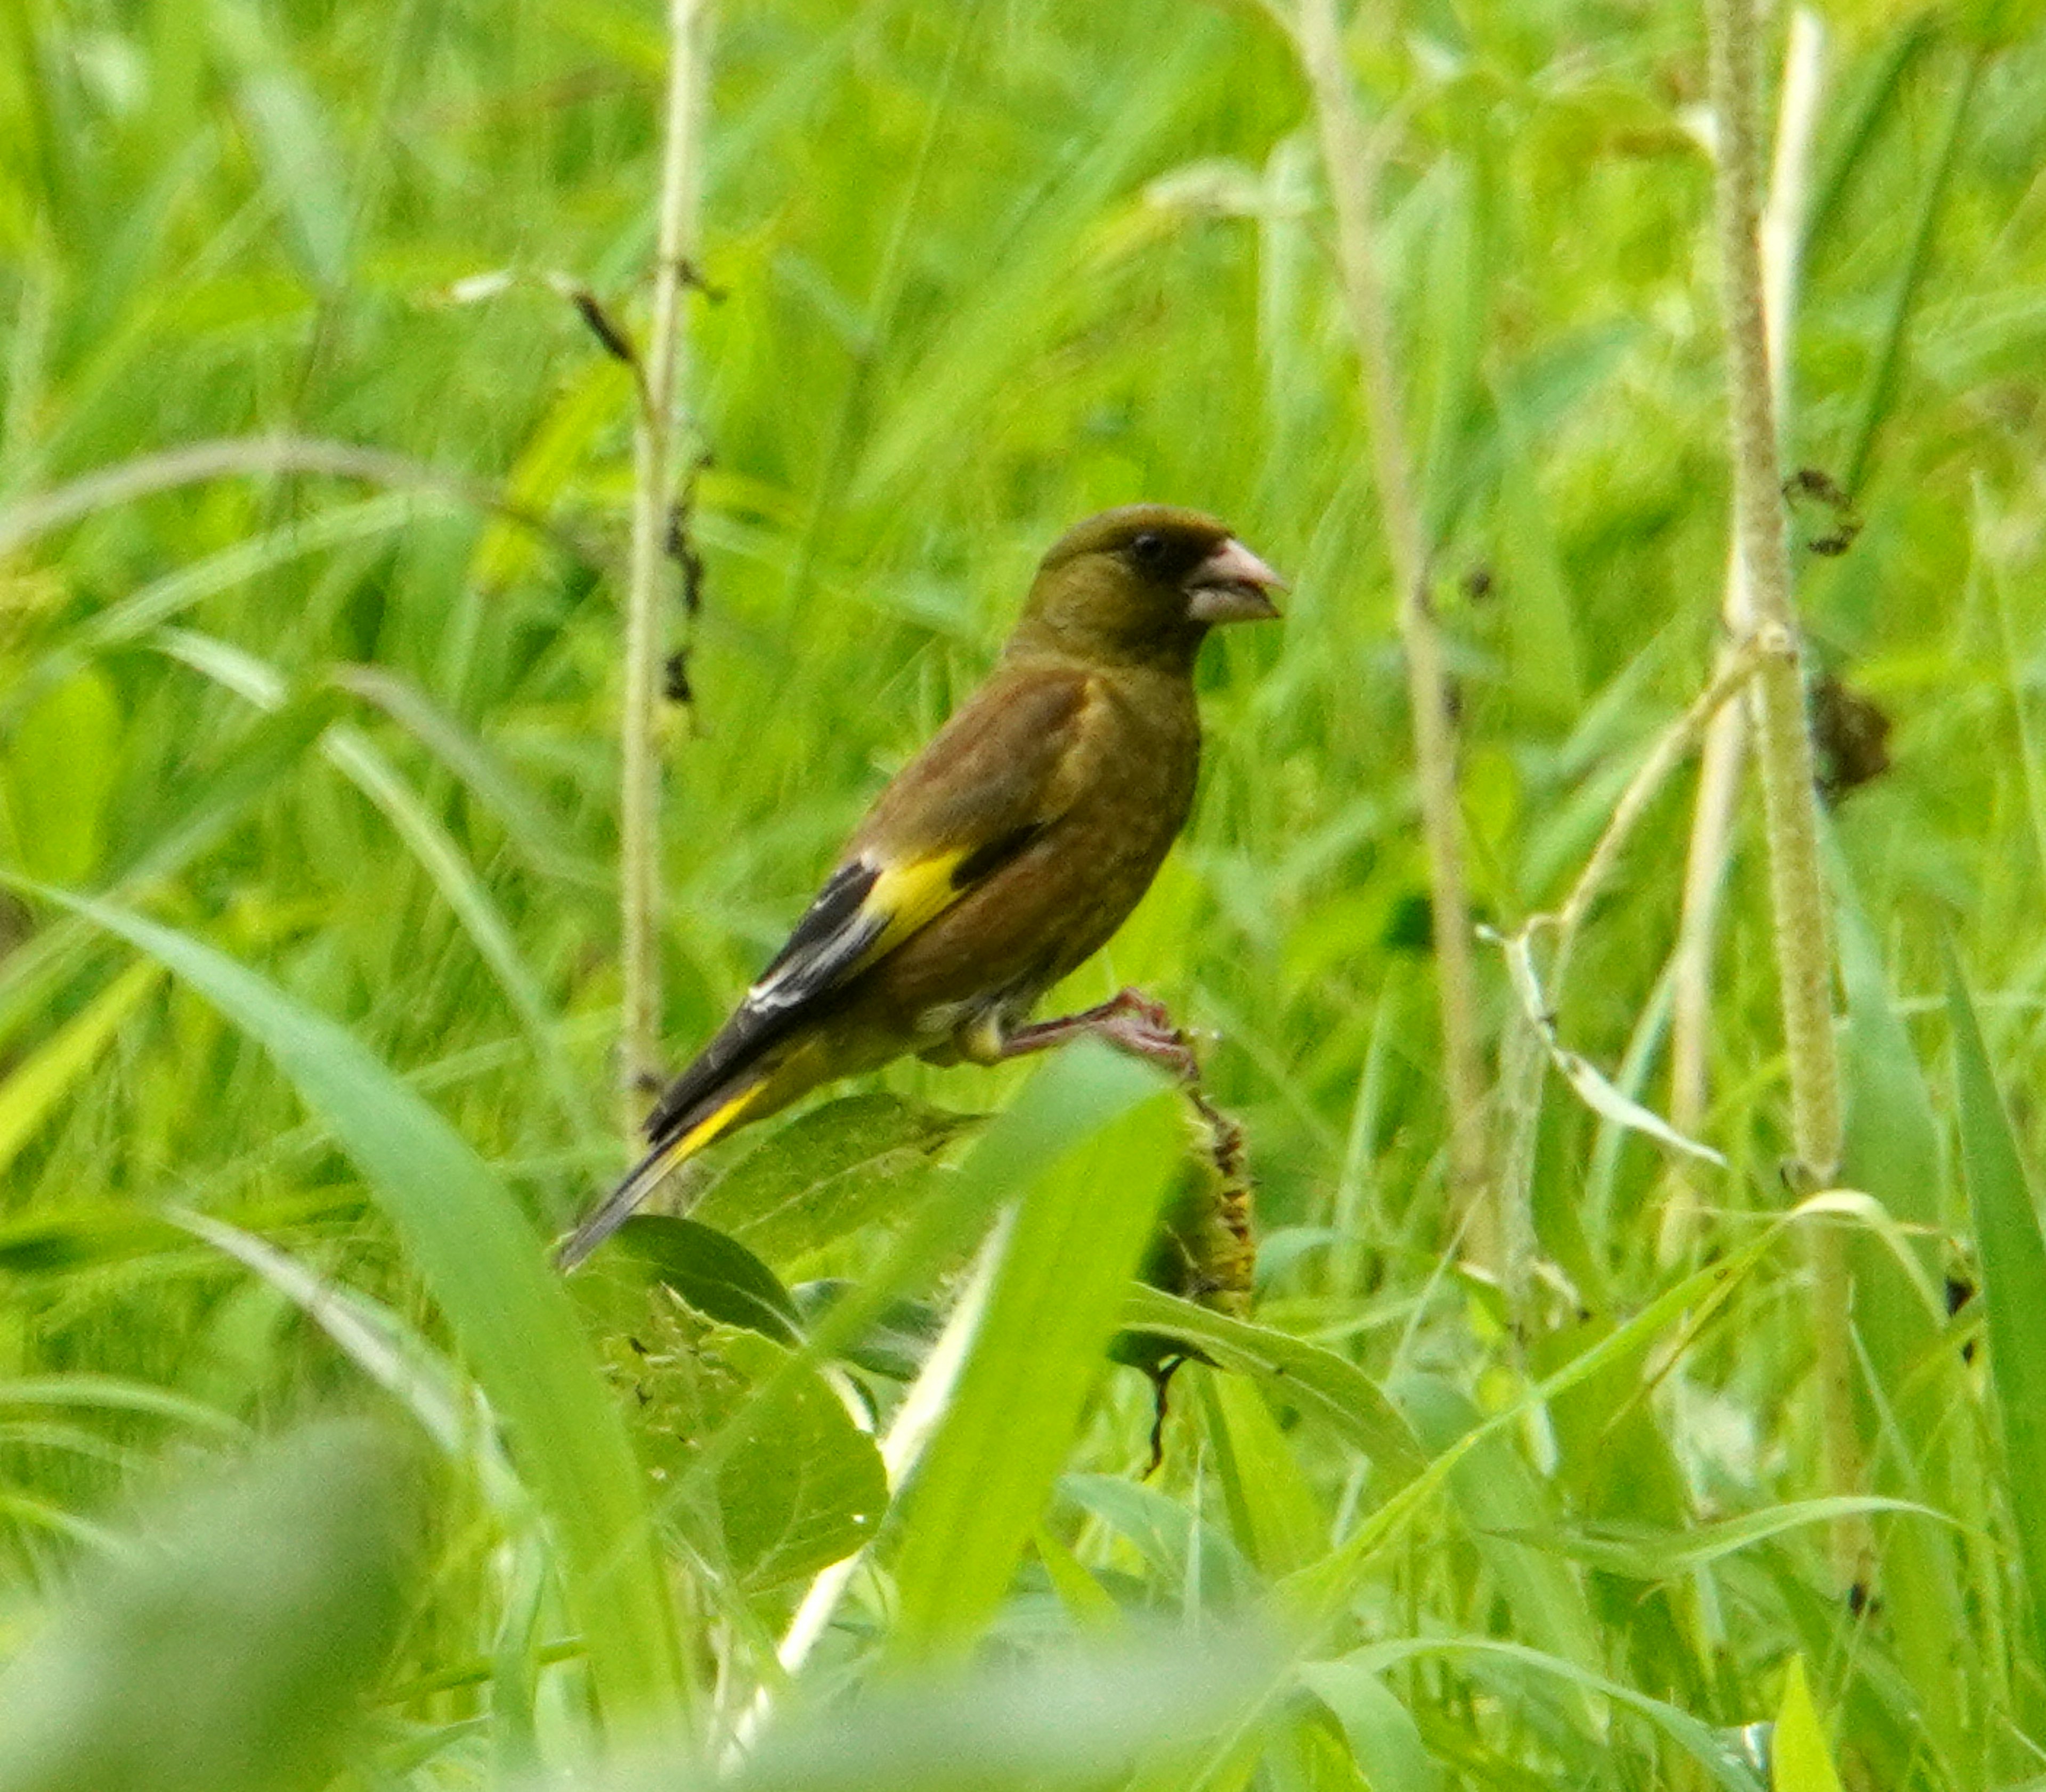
[559,504,1283,1268]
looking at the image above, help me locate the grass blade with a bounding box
[1944,942,2046,1663]
[1119,1285,1422,1483]
[11,879,689,1736]
[888,1042,1179,1661]
[1771,1656,1846,1792]
[0,959,158,1181]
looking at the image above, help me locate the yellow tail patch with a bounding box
[668,1079,766,1160]
[557,1079,772,1270]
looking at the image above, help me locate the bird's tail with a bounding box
[555,1080,768,1271]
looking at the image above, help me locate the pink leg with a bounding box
[997,987,1199,1080]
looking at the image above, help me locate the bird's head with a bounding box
[1012,505,1285,672]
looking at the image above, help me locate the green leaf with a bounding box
[234,71,352,289]
[1770,1657,1845,1792]
[791,1280,943,1380]
[1032,1522,1124,1630]
[1944,943,2046,1662]
[0,1206,208,1278]
[1119,1284,1423,1483]
[1298,1659,1441,1792]
[328,663,605,889]
[1396,1375,1606,1732]
[1830,857,1968,1766]
[1283,1216,1793,1638]
[0,1420,421,1792]
[1510,1495,1964,1579]
[888,1043,1180,1661]
[1835,877,1941,1228]
[4,667,121,885]
[673,1045,1185,1519]
[0,959,158,1182]
[1199,1369,1331,1579]
[1839,44,1983,495]
[172,1211,527,1517]
[619,1214,803,1344]
[0,1373,243,1438]
[11,881,688,1735]
[715,1331,889,1592]
[1059,1471,1259,1609]
[1344,1638,1764,1792]
[614,1314,887,1595]
[691,1093,980,1268]
[156,628,596,1138]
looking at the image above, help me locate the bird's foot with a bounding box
[999,987,1200,1081]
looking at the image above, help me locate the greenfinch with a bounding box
[559,505,1283,1268]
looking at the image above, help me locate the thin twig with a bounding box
[1703,0,1858,1582]
[0,435,612,569]
[1491,633,1779,1243]
[1548,633,1785,981]
[620,0,710,1124]
[1297,0,1493,1268]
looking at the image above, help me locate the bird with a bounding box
[558,504,1284,1269]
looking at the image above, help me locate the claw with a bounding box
[994,987,1200,1081]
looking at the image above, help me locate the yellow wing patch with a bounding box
[750,825,1045,1014]
[845,848,975,975]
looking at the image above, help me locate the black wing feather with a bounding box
[749,859,883,1009]
[642,858,881,1143]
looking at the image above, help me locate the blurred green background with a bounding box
[3,0,2045,1785]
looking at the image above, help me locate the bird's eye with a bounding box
[1129,532,1167,568]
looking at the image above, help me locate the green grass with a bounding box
[3,0,2046,1786]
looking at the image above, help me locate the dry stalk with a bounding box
[1702,0,1859,1577]
[1492,634,1779,1253]
[620,0,710,1125]
[1668,8,1826,1183]
[1296,0,1493,1267]
[1549,632,1783,984]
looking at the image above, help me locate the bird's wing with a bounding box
[642,665,1100,1141]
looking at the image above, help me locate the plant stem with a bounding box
[621,0,708,1126]
[1667,9,1824,1240]
[1297,0,1492,1269]
[1702,0,1858,1574]
[1495,637,1776,1248]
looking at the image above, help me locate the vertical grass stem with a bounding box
[1297,0,1493,1269]
[1668,9,1823,1210]
[1702,0,1858,1574]
[621,0,709,1125]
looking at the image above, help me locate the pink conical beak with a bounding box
[1186,537,1286,623]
